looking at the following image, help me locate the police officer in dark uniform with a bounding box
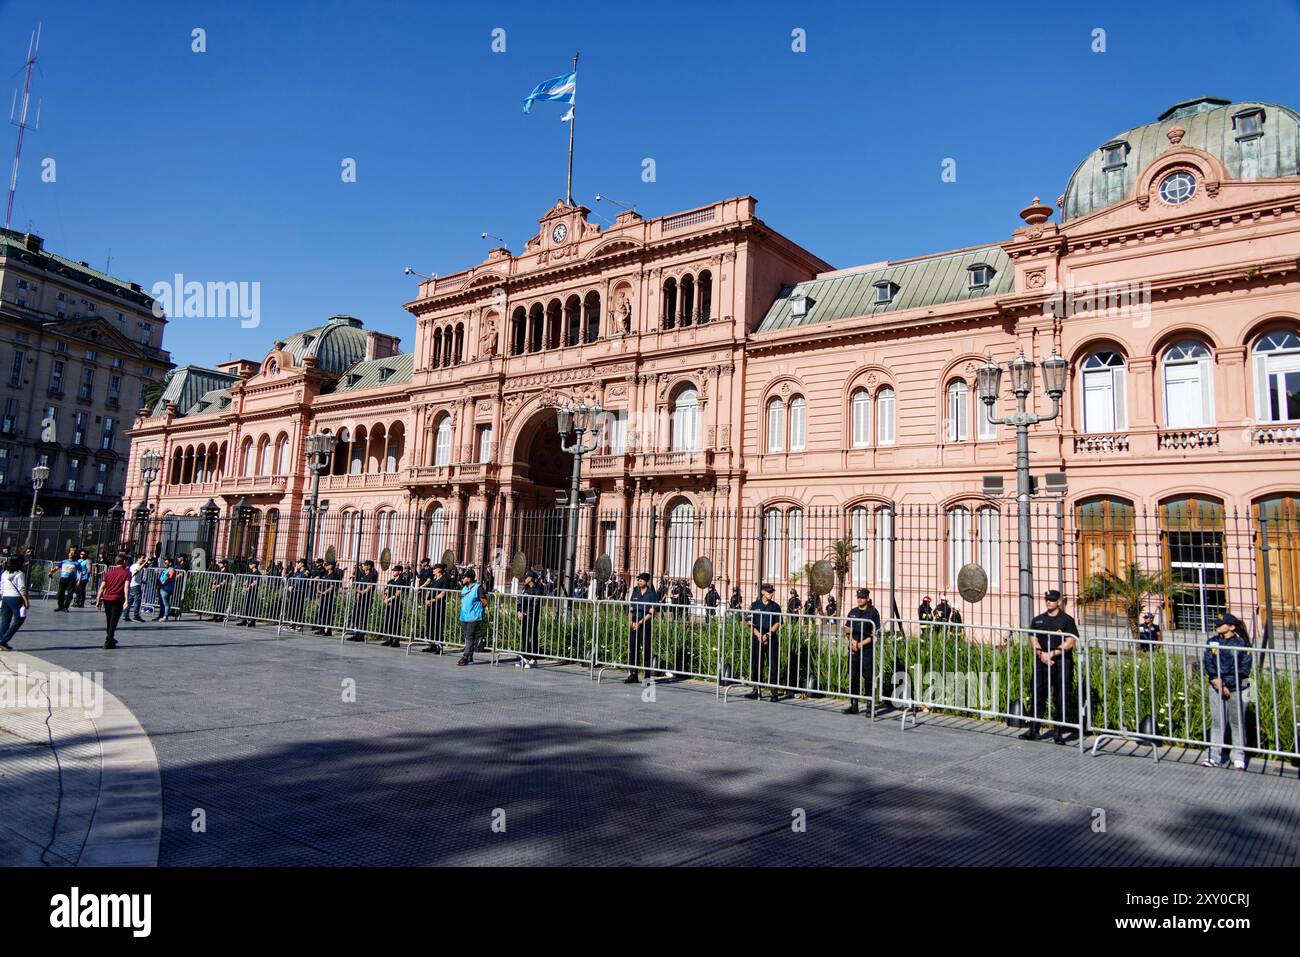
[786,588,801,615]
[843,587,880,714]
[209,558,232,621]
[236,559,262,627]
[313,559,342,636]
[421,561,450,653]
[728,585,743,610]
[625,572,658,683]
[825,593,838,618]
[1023,588,1080,744]
[284,558,310,630]
[346,559,379,641]
[517,568,543,667]
[1138,611,1162,644]
[747,583,783,702]
[704,583,720,615]
[379,563,410,646]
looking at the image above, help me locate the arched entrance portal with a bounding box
[510,406,577,572]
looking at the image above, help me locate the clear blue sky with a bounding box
[2,0,1297,368]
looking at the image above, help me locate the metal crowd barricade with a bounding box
[224,572,286,627]
[1084,634,1300,765]
[490,592,603,668]
[136,567,162,616]
[404,587,465,655]
[875,617,1086,746]
[183,569,237,621]
[590,597,729,687]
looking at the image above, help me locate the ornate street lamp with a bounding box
[302,430,336,562]
[24,464,50,548]
[978,348,1066,631]
[556,401,604,598]
[132,449,163,557]
[233,496,255,564]
[200,497,221,560]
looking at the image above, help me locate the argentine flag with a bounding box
[523,71,576,119]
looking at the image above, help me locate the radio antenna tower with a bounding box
[5,23,42,232]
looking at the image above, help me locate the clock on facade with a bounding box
[551,222,568,244]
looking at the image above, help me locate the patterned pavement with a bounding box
[4,601,1296,866]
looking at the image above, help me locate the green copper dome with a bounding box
[1061,97,1300,222]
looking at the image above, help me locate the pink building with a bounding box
[128,97,1300,639]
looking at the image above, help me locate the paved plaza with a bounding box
[1,601,1296,867]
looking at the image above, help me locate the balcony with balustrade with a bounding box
[219,474,289,495]
[637,448,715,478]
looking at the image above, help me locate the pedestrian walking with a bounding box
[73,550,92,607]
[128,554,148,621]
[1203,611,1253,770]
[0,557,30,650]
[55,548,80,612]
[95,554,132,649]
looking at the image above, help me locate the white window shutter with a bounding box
[1254,352,1270,421]
[1200,358,1214,426]
[1114,367,1128,431]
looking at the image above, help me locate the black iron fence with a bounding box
[3,501,1297,648]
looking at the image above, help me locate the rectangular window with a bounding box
[79,368,95,400]
[101,418,116,450]
[948,508,971,589]
[788,399,806,451]
[767,401,785,452]
[84,350,97,361]
[109,374,121,402]
[978,508,1001,588]
[977,398,997,440]
[73,412,87,446]
[1,399,16,434]
[112,357,123,369]
[66,457,81,492]
[607,410,628,454]
[95,462,108,496]
[56,341,67,353]
[875,507,893,585]
[948,384,969,442]
[477,425,492,463]
[50,360,64,393]
[9,350,24,386]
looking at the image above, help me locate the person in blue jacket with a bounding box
[456,568,488,666]
[1202,611,1253,770]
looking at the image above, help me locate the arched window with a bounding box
[385,427,402,473]
[666,501,695,577]
[947,506,971,588]
[766,397,785,452]
[662,278,677,330]
[377,511,396,558]
[874,505,893,584]
[851,389,871,447]
[849,506,870,584]
[1253,329,1300,423]
[680,274,695,327]
[564,295,582,347]
[350,427,366,475]
[697,270,713,322]
[454,324,464,364]
[432,329,443,368]
[255,437,271,476]
[763,508,783,582]
[977,506,1000,588]
[786,507,803,577]
[433,415,452,466]
[788,396,806,451]
[583,291,601,343]
[671,386,699,452]
[275,435,291,475]
[876,387,895,445]
[1163,340,1214,428]
[1077,495,1135,583]
[426,505,447,560]
[240,438,254,476]
[194,446,207,484]
[946,381,969,442]
[1081,350,1128,433]
[528,304,544,353]
[511,307,527,356]
[1254,494,1300,628]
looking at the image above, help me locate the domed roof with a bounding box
[1061,97,1300,222]
[276,315,369,374]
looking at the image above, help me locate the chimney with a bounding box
[23,233,42,253]
[365,330,400,361]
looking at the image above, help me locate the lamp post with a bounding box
[200,498,221,561]
[556,401,604,598]
[977,348,1068,631]
[24,464,50,548]
[302,431,336,562]
[233,496,255,566]
[132,449,162,557]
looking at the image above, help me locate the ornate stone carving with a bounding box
[1167,126,1186,145]
[479,315,498,356]
[1025,269,1047,289]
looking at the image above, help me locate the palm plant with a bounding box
[825,538,860,606]
[1081,562,1191,640]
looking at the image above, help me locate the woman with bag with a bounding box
[0,557,30,650]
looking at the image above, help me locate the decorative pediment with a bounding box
[43,316,145,357]
[585,238,642,261]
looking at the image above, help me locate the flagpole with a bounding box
[566,51,578,206]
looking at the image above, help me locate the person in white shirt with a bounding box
[127,556,147,622]
[0,557,30,650]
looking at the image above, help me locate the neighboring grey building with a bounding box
[0,228,172,516]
